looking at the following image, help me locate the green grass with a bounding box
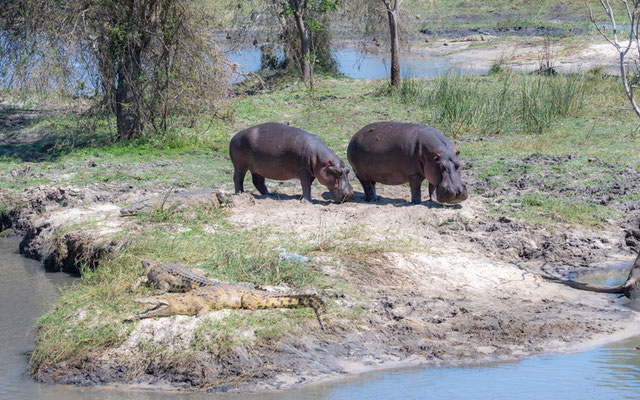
[515,193,615,227]
[29,252,141,376]
[402,0,626,32]
[28,207,332,376]
[392,71,588,137]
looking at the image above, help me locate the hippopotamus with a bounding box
[229,123,354,203]
[347,122,468,204]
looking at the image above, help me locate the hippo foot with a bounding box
[364,195,380,202]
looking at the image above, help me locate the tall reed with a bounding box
[393,70,587,137]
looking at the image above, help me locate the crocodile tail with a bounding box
[266,294,327,331]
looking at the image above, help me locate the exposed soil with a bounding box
[4,160,639,391]
[402,37,637,76]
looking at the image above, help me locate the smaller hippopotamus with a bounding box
[229,123,354,203]
[347,122,468,204]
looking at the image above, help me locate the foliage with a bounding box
[0,0,229,140]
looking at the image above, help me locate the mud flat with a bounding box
[1,173,639,392]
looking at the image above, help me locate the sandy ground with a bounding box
[397,37,637,75]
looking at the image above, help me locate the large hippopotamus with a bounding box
[347,122,468,204]
[229,123,354,203]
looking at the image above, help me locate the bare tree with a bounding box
[340,0,404,87]
[265,0,338,89]
[590,0,640,118]
[382,0,402,87]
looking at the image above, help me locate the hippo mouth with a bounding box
[330,188,354,203]
[435,185,468,204]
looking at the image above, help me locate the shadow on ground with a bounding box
[0,105,109,162]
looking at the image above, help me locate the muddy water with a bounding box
[2,236,640,399]
[0,237,78,400]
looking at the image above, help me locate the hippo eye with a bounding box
[330,168,343,177]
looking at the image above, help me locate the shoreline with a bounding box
[28,313,640,395]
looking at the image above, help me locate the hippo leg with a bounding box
[298,170,313,203]
[409,174,424,204]
[233,168,247,194]
[251,173,270,195]
[428,182,437,202]
[359,178,377,202]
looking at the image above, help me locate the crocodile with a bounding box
[141,259,258,292]
[133,284,327,330]
[120,188,233,216]
[142,259,222,292]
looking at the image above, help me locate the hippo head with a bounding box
[317,159,354,202]
[429,149,468,204]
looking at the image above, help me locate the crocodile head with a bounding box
[133,296,172,319]
[141,259,158,277]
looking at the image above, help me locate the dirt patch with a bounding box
[229,156,640,275]
[2,186,141,273]
[404,38,638,75]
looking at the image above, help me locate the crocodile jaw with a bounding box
[134,297,171,319]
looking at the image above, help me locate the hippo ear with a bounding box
[454,147,460,156]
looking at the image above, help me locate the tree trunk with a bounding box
[293,10,311,86]
[387,9,401,87]
[115,43,143,140]
[97,44,117,114]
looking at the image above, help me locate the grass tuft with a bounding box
[393,71,588,137]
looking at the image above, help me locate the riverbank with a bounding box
[1,71,640,392]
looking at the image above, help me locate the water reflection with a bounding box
[0,237,79,400]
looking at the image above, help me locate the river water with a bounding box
[225,45,483,81]
[2,236,640,399]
